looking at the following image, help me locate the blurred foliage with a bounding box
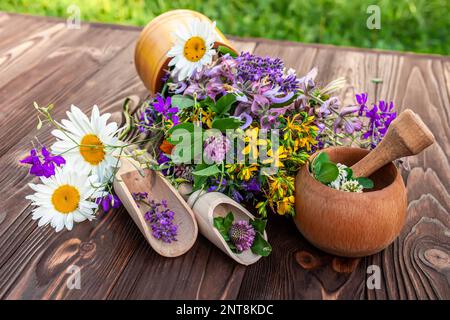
[1,0,448,55]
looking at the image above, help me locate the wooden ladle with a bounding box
[351,109,435,177]
[113,156,198,258]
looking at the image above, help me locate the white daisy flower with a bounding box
[26,166,104,232]
[51,105,122,184]
[167,19,218,81]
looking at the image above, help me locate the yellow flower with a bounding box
[242,127,267,160]
[237,164,258,181]
[277,196,295,215]
[201,109,215,128]
[296,135,318,152]
[262,145,288,168]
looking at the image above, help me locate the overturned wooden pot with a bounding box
[135,9,237,94]
[294,109,435,257]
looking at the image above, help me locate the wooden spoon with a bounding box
[113,156,198,258]
[351,109,435,178]
[180,187,267,266]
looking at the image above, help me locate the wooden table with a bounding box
[1,13,449,300]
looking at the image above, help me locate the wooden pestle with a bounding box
[351,109,435,178]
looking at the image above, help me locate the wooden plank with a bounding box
[0,13,448,300]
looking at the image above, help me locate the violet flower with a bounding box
[153,94,179,124]
[242,178,261,193]
[20,147,65,178]
[356,92,368,115]
[96,193,121,212]
[208,178,227,192]
[362,99,396,148]
[229,220,256,252]
[231,189,244,203]
[236,112,253,130]
[144,199,178,243]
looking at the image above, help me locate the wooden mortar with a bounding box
[294,109,435,257]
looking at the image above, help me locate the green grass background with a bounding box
[1,0,448,55]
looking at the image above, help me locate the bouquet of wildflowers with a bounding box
[20,18,397,235]
[132,19,397,217]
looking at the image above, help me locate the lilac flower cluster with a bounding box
[229,220,256,252]
[145,199,178,243]
[132,193,177,243]
[20,146,65,178]
[235,52,299,93]
[204,135,231,163]
[96,193,121,212]
[163,52,300,129]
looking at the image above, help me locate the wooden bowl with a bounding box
[294,147,407,257]
[135,9,237,94]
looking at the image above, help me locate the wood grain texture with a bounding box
[0,12,449,300]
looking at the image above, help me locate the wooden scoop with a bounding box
[351,109,435,178]
[113,156,198,258]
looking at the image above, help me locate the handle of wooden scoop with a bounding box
[351,109,435,178]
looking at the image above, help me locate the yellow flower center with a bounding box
[80,134,105,165]
[51,185,80,214]
[183,36,206,62]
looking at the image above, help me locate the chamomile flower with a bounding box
[167,19,218,81]
[26,167,104,232]
[51,105,123,184]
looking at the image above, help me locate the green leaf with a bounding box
[192,164,221,177]
[250,218,267,234]
[315,162,339,184]
[217,45,238,58]
[212,94,236,114]
[167,122,194,136]
[213,212,234,242]
[313,152,329,174]
[345,167,354,180]
[251,233,272,257]
[171,94,194,110]
[211,117,241,132]
[213,217,230,241]
[356,177,374,189]
[223,212,234,230]
[193,175,208,191]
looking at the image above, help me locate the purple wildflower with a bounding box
[236,112,253,130]
[242,178,261,193]
[229,220,255,252]
[231,189,244,203]
[204,135,231,163]
[208,178,227,192]
[143,200,178,243]
[132,192,148,202]
[96,193,121,212]
[362,99,396,148]
[153,94,179,123]
[356,92,368,115]
[20,147,65,178]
